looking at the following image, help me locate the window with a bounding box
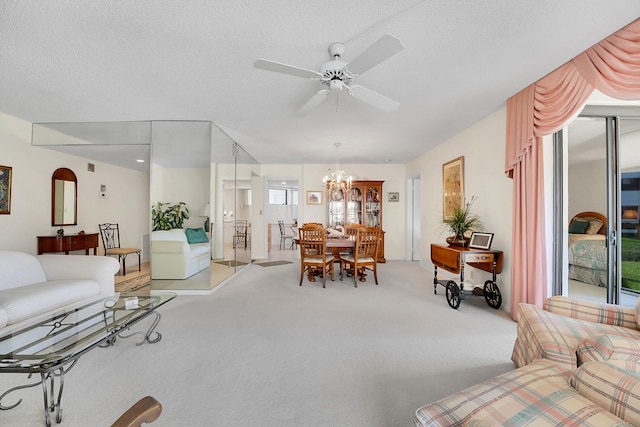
[268,188,287,205]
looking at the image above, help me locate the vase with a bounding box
[446,235,469,247]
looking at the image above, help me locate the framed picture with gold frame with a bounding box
[0,165,12,215]
[442,156,464,220]
[306,191,322,205]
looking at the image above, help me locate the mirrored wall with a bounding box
[32,120,258,293]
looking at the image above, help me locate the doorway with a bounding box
[265,178,300,262]
[562,109,640,307]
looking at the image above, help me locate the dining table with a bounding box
[293,236,355,255]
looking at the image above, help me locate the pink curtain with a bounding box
[506,18,640,320]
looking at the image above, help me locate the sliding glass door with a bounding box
[561,107,640,306]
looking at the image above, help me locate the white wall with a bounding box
[568,159,607,218]
[151,164,210,230]
[0,112,150,257]
[407,108,514,313]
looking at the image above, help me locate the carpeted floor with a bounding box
[1,260,517,427]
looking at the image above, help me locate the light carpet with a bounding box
[1,261,517,427]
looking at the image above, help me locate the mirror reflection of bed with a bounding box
[568,212,607,297]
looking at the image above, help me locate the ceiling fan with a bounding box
[254,34,404,116]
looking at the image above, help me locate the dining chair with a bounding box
[111,396,162,427]
[340,227,381,287]
[278,220,296,250]
[99,223,141,276]
[233,219,249,249]
[341,224,365,256]
[298,225,335,288]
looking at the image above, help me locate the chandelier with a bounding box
[323,143,352,197]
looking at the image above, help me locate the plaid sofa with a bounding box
[415,296,640,426]
[414,359,640,426]
[512,296,640,372]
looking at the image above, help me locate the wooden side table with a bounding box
[37,233,99,255]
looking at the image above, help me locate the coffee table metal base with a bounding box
[0,293,174,426]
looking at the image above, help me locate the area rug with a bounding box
[214,260,248,267]
[256,260,293,267]
[115,272,151,292]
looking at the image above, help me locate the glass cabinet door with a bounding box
[365,187,381,227]
[328,189,345,227]
[346,188,362,225]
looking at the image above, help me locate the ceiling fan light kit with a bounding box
[254,34,404,115]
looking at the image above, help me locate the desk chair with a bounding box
[99,223,141,276]
[299,225,334,288]
[278,220,296,250]
[341,227,381,287]
[111,396,162,427]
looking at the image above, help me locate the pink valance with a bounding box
[506,18,640,175]
[505,18,640,318]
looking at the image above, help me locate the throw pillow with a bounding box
[572,361,640,426]
[585,219,604,235]
[185,227,209,244]
[569,219,589,234]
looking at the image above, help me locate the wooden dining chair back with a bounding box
[99,223,141,276]
[298,226,335,288]
[344,224,364,238]
[340,227,381,287]
[302,222,324,228]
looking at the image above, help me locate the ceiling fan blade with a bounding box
[348,85,399,112]
[295,89,331,116]
[345,34,404,76]
[254,59,322,80]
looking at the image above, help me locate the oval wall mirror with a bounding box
[51,167,77,226]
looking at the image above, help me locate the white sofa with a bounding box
[151,229,210,279]
[0,250,119,335]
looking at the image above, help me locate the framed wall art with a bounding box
[0,165,12,214]
[388,192,399,202]
[469,232,494,250]
[442,156,464,220]
[306,191,322,205]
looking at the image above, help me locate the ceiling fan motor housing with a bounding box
[321,59,353,92]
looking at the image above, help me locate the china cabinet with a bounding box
[328,180,385,262]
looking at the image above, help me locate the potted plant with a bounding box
[441,196,483,246]
[152,201,190,231]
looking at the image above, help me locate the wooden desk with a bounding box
[37,233,99,255]
[430,243,503,309]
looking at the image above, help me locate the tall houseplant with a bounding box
[152,201,190,231]
[442,196,483,246]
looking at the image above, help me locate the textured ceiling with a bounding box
[2,1,640,166]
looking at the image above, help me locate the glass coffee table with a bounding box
[0,291,175,426]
